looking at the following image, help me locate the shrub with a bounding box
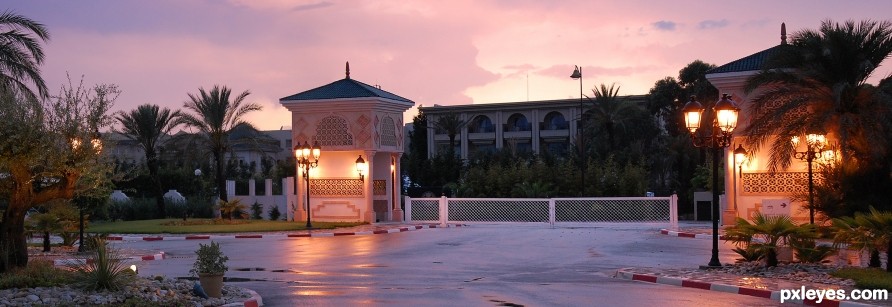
[67,237,136,291]
[790,237,835,263]
[831,267,892,291]
[724,213,815,267]
[217,199,248,220]
[268,205,281,221]
[250,202,263,220]
[732,246,765,263]
[191,241,229,276]
[0,259,75,289]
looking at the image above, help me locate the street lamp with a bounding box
[294,141,321,228]
[732,144,747,217]
[355,155,366,181]
[570,65,585,195]
[682,94,740,268]
[190,168,202,221]
[791,132,826,225]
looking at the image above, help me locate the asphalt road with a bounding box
[121,223,790,306]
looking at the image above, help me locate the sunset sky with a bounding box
[8,1,892,130]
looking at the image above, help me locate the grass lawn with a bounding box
[87,219,366,234]
[831,267,892,291]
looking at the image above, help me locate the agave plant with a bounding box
[67,237,135,291]
[724,213,814,267]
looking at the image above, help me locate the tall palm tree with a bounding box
[178,85,261,202]
[585,83,642,150]
[432,112,466,153]
[116,104,181,218]
[0,11,50,101]
[742,20,892,171]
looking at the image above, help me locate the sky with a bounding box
[7,1,892,131]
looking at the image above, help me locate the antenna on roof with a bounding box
[781,23,787,45]
[346,61,351,79]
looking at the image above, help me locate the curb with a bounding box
[615,268,876,307]
[53,251,166,266]
[222,288,263,307]
[660,229,728,240]
[106,224,465,242]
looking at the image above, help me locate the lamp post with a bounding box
[732,144,747,218]
[191,168,202,221]
[570,65,585,195]
[682,94,740,268]
[791,133,826,225]
[294,141,321,228]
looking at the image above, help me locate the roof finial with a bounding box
[781,22,787,45]
[345,61,351,79]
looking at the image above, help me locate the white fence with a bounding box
[405,195,678,228]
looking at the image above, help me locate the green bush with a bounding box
[0,259,75,289]
[250,202,263,219]
[103,197,216,221]
[268,205,281,221]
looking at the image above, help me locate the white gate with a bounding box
[405,195,678,228]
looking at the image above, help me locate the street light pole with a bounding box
[682,94,740,268]
[791,133,826,225]
[570,65,585,195]
[294,141,321,228]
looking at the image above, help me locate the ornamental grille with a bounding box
[448,199,549,222]
[314,116,353,146]
[410,199,439,221]
[373,180,387,195]
[554,198,669,222]
[741,172,821,195]
[309,179,363,197]
[381,116,397,146]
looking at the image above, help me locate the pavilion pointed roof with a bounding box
[279,78,414,104]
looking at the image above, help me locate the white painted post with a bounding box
[439,195,448,227]
[670,194,679,229]
[548,199,556,227]
[405,196,413,222]
[248,179,256,196]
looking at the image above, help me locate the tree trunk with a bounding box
[766,248,778,267]
[214,150,227,202]
[42,231,51,252]
[887,241,892,272]
[0,207,30,273]
[147,151,166,218]
[870,249,881,268]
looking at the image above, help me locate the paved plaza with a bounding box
[102,222,813,306]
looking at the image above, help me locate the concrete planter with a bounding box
[198,273,224,298]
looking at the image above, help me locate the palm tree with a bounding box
[216,199,247,221]
[725,212,814,267]
[178,85,261,202]
[833,207,892,271]
[116,104,181,218]
[585,83,642,150]
[432,112,466,153]
[742,20,892,171]
[0,11,50,101]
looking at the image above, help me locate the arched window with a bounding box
[506,113,531,132]
[314,115,354,146]
[381,116,397,146]
[468,115,494,133]
[542,112,568,130]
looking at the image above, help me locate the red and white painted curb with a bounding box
[222,288,263,307]
[105,224,465,242]
[53,251,166,266]
[616,269,875,307]
[660,229,728,240]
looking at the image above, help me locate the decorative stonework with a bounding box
[309,178,363,197]
[373,180,387,195]
[381,116,397,146]
[357,114,370,128]
[741,172,822,195]
[314,116,353,146]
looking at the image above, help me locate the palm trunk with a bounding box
[887,241,892,272]
[42,231,50,252]
[214,150,227,202]
[766,248,778,267]
[147,151,166,218]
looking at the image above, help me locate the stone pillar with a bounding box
[392,153,403,222]
[364,150,377,223]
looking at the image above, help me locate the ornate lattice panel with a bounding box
[409,199,440,221]
[447,199,549,222]
[554,198,669,222]
[381,116,397,146]
[309,179,363,197]
[314,116,354,146]
[373,180,387,195]
[741,172,822,195]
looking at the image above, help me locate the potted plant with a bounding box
[191,241,229,298]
